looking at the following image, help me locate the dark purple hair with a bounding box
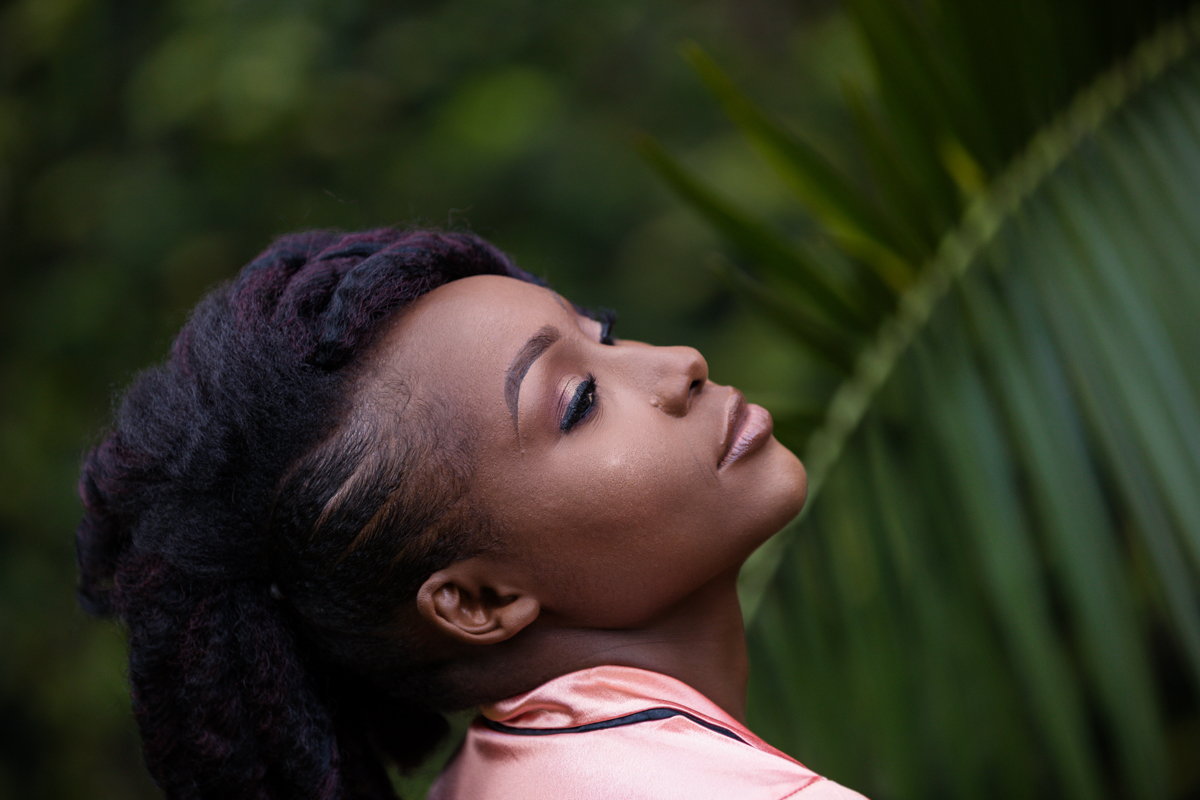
[76,229,539,799]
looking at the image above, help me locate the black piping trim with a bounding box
[480,707,746,744]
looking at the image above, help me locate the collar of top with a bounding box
[479,665,769,748]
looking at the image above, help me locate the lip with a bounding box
[718,389,774,469]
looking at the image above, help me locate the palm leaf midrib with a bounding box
[737,5,1200,619]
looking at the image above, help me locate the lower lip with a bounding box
[720,403,774,469]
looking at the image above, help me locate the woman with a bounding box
[77,228,864,799]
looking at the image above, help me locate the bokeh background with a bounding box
[5,0,1200,798]
[1,1,847,797]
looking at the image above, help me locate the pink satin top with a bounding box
[428,666,867,800]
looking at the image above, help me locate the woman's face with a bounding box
[375,275,806,628]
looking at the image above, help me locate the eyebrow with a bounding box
[505,324,561,434]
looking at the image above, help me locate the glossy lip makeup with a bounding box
[717,389,775,470]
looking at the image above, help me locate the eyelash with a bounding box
[596,309,617,345]
[560,373,597,432]
[555,309,614,432]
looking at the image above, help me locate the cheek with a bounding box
[570,430,712,533]
[495,437,704,568]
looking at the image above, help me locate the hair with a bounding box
[75,228,541,800]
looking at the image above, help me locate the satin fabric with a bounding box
[428,665,867,800]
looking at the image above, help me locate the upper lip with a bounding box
[718,388,748,468]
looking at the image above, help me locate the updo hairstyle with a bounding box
[75,229,539,799]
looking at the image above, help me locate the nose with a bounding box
[649,346,708,416]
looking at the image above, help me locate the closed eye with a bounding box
[572,304,618,346]
[560,374,598,432]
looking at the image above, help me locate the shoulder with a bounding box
[429,712,868,800]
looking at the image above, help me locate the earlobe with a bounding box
[416,563,540,646]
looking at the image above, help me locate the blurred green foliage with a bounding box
[645,0,1200,798]
[0,0,859,797]
[14,0,1200,798]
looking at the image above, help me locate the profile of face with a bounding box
[371,275,807,639]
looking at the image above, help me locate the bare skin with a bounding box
[429,564,752,719]
[369,275,808,723]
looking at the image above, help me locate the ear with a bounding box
[416,559,540,646]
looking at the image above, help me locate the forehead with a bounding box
[368,274,569,421]
[385,273,568,362]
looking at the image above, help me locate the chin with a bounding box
[744,440,809,544]
[773,444,808,527]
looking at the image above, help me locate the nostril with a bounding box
[689,378,703,394]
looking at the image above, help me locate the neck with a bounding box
[443,570,750,723]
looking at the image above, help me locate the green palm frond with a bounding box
[645,1,1200,798]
